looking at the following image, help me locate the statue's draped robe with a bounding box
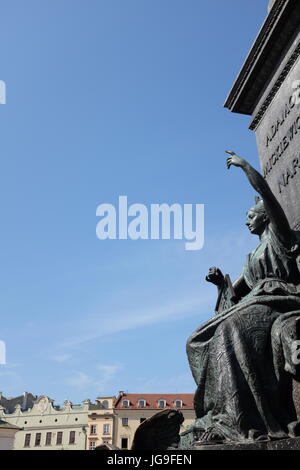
[187,227,300,441]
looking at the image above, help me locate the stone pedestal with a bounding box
[225,0,300,418]
[192,437,300,451]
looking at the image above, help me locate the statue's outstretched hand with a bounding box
[225,150,245,169]
[206,267,224,287]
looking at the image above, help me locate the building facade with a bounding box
[86,396,115,450]
[113,393,195,450]
[1,395,90,450]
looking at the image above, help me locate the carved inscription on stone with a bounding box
[256,60,300,229]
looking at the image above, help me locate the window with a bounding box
[122,417,128,426]
[24,434,31,447]
[175,400,182,408]
[90,424,97,435]
[56,432,63,445]
[35,433,41,447]
[121,438,128,449]
[69,431,76,444]
[122,400,129,408]
[45,432,52,446]
[158,400,166,408]
[138,399,146,408]
[103,423,110,435]
[102,400,108,409]
[90,441,96,450]
[140,418,146,423]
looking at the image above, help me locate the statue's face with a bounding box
[246,209,267,235]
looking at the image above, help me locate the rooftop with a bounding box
[0,392,38,414]
[114,393,194,410]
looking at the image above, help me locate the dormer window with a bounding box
[174,399,182,408]
[122,400,130,408]
[158,399,166,408]
[138,399,146,408]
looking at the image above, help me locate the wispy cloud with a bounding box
[0,363,22,369]
[0,366,23,396]
[61,294,213,349]
[51,353,71,363]
[65,363,121,392]
[0,362,22,379]
[65,371,91,391]
[0,371,19,378]
[96,364,119,381]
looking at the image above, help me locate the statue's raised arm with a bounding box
[225,150,291,245]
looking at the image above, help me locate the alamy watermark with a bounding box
[0,80,6,104]
[96,196,204,251]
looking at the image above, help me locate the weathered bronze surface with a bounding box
[181,152,300,447]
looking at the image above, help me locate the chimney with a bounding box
[22,392,28,411]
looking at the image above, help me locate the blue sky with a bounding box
[0,0,268,404]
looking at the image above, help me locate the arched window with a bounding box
[138,399,146,408]
[122,399,130,408]
[102,400,109,409]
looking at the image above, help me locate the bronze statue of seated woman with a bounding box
[183,151,300,446]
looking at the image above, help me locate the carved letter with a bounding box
[285,167,293,185]
[278,174,286,193]
[292,158,300,175]
[289,94,296,109]
[288,124,294,142]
